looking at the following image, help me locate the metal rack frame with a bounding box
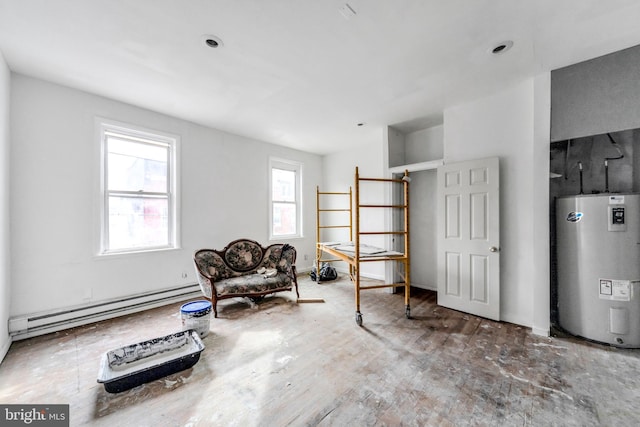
[315,167,411,326]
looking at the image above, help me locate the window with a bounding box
[270,158,302,239]
[99,120,179,254]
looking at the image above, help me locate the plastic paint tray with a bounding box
[97,329,205,393]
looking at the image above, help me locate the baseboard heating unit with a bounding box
[9,283,201,341]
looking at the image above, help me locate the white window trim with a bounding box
[269,157,303,240]
[97,118,180,256]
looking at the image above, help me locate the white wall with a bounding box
[403,124,443,290]
[532,73,551,336]
[444,78,537,327]
[9,74,321,317]
[405,125,444,163]
[387,127,405,168]
[0,52,11,360]
[408,169,437,290]
[322,139,386,279]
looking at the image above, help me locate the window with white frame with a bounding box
[99,120,178,254]
[270,158,302,239]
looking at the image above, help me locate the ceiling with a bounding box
[2,0,640,155]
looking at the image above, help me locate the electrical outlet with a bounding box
[181,271,188,279]
[304,254,309,261]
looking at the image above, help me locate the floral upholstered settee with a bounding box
[193,239,299,317]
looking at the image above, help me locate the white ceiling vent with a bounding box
[490,40,514,55]
[202,34,224,49]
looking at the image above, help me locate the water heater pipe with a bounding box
[578,161,584,194]
[604,133,624,193]
[564,139,571,180]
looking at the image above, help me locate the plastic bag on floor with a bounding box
[310,262,338,282]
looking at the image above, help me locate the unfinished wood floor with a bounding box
[1,275,639,426]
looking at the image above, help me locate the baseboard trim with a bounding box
[532,326,550,337]
[411,282,437,291]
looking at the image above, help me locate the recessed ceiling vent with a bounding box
[202,35,224,49]
[490,40,513,55]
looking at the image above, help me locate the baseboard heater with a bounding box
[8,283,202,341]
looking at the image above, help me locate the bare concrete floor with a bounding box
[1,275,639,426]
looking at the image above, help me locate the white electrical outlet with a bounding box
[181,271,188,279]
[304,254,309,261]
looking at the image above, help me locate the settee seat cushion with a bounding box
[216,272,292,296]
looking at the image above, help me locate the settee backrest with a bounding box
[194,239,296,281]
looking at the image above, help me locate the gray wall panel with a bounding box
[551,44,640,142]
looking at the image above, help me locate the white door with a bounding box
[437,157,500,320]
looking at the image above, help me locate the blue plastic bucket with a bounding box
[180,300,212,338]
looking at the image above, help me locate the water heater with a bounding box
[556,193,640,347]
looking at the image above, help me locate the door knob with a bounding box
[489,246,499,252]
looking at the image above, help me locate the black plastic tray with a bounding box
[97,329,205,393]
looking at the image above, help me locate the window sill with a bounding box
[269,235,304,242]
[95,246,182,260]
